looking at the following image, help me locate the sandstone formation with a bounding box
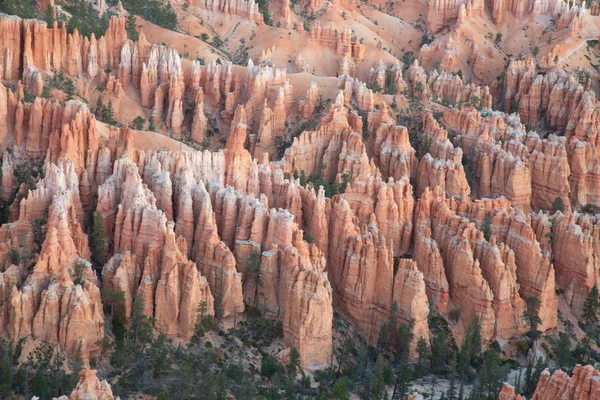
[187,0,264,24]
[56,369,119,400]
[2,0,600,385]
[531,365,600,399]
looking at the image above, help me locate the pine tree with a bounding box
[446,376,457,400]
[394,318,413,364]
[0,340,15,398]
[414,336,429,378]
[552,332,573,371]
[44,5,55,25]
[524,358,534,396]
[64,79,76,100]
[103,101,115,124]
[551,197,565,213]
[126,15,139,41]
[105,288,125,323]
[332,380,350,400]
[524,357,547,396]
[245,251,261,308]
[582,285,600,327]
[288,348,301,378]
[523,296,542,340]
[95,96,104,118]
[132,116,146,130]
[193,300,214,340]
[299,170,307,186]
[147,333,173,378]
[372,354,386,400]
[482,215,492,241]
[90,212,108,273]
[429,375,437,400]
[148,118,156,132]
[479,346,504,399]
[238,378,258,400]
[392,361,412,400]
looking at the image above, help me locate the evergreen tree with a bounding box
[132,116,146,130]
[65,79,76,100]
[237,378,258,400]
[372,354,387,400]
[332,380,350,400]
[146,333,173,378]
[336,337,354,379]
[148,119,156,132]
[193,300,214,340]
[429,375,437,400]
[288,348,301,378]
[551,197,565,213]
[582,285,600,328]
[394,318,413,364]
[414,336,429,378]
[446,376,457,400]
[129,296,155,354]
[90,212,108,273]
[482,215,492,241]
[126,15,139,41]
[574,335,593,364]
[105,288,125,323]
[523,296,542,340]
[44,5,55,25]
[0,340,15,398]
[95,96,104,118]
[552,332,573,371]
[245,251,261,308]
[524,358,534,396]
[299,170,307,186]
[478,344,506,399]
[392,361,412,400]
[524,357,547,396]
[429,326,454,374]
[103,101,115,124]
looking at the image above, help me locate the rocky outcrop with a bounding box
[499,383,525,400]
[191,88,208,146]
[99,159,216,338]
[188,0,265,24]
[328,196,429,348]
[310,22,365,63]
[63,369,119,400]
[551,212,600,317]
[0,160,103,363]
[502,59,587,131]
[407,61,492,108]
[371,123,417,182]
[258,209,333,368]
[298,81,320,119]
[340,177,414,256]
[427,0,483,33]
[191,183,244,328]
[416,153,471,199]
[0,14,127,79]
[531,365,600,399]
